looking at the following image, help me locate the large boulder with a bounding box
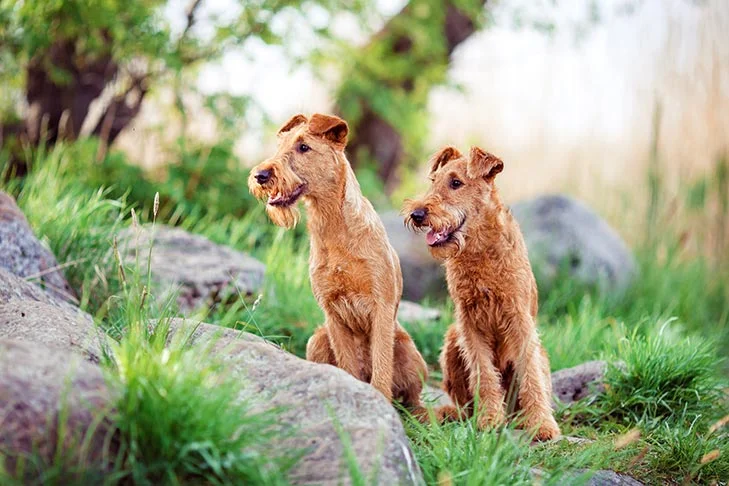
[510,195,636,294]
[0,267,107,361]
[0,267,77,309]
[381,211,445,301]
[0,192,77,303]
[118,225,266,312]
[163,319,423,486]
[583,470,644,486]
[0,339,117,478]
[0,299,109,363]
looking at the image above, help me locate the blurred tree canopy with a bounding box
[0,0,488,186]
[0,0,367,174]
[337,0,487,189]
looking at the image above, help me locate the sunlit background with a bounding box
[120,0,729,219]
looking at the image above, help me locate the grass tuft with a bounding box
[109,319,294,485]
[597,329,726,427]
[406,416,533,486]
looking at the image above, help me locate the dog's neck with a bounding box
[304,153,371,239]
[447,194,516,269]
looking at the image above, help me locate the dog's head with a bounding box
[248,113,349,228]
[402,146,504,260]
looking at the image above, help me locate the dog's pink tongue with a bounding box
[426,229,446,246]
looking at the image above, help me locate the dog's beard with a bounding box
[248,161,305,229]
[266,204,301,229]
[248,178,268,201]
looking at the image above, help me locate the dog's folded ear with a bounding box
[429,146,462,175]
[308,114,349,148]
[467,146,504,180]
[278,114,308,136]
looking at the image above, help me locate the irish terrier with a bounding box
[248,113,428,411]
[403,146,560,440]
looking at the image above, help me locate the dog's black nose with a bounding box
[410,208,427,225]
[254,169,271,185]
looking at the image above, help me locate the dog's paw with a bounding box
[435,405,467,423]
[529,417,561,442]
[476,409,506,431]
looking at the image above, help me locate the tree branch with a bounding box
[180,0,204,42]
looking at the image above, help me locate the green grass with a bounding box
[110,319,295,485]
[597,331,726,427]
[3,142,729,485]
[406,417,534,486]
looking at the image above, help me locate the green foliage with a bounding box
[597,332,725,426]
[406,418,533,486]
[648,421,729,483]
[110,319,294,485]
[0,0,168,65]
[225,230,322,355]
[163,140,260,220]
[539,298,627,372]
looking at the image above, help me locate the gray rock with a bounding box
[0,339,117,478]
[551,360,607,406]
[421,384,453,408]
[0,267,77,308]
[381,211,446,301]
[118,225,266,312]
[0,299,109,363]
[398,300,441,324]
[510,195,636,294]
[582,470,644,486]
[532,469,643,485]
[0,192,77,303]
[163,319,423,486]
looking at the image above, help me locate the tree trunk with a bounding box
[24,38,117,146]
[341,1,487,190]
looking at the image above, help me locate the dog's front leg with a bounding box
[457,322,506,430]
[369,310,395,402]
[327,319,364,381]
[509,314,561,441]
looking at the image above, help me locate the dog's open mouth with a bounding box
[425,219,465,247]
[267,184,306,207]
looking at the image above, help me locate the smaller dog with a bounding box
[403,146,560,440]
[248,113,428,412]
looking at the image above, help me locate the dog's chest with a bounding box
[310,252,376,328]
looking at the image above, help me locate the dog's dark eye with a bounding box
[450,178,463,189]
[298,143,310,153]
